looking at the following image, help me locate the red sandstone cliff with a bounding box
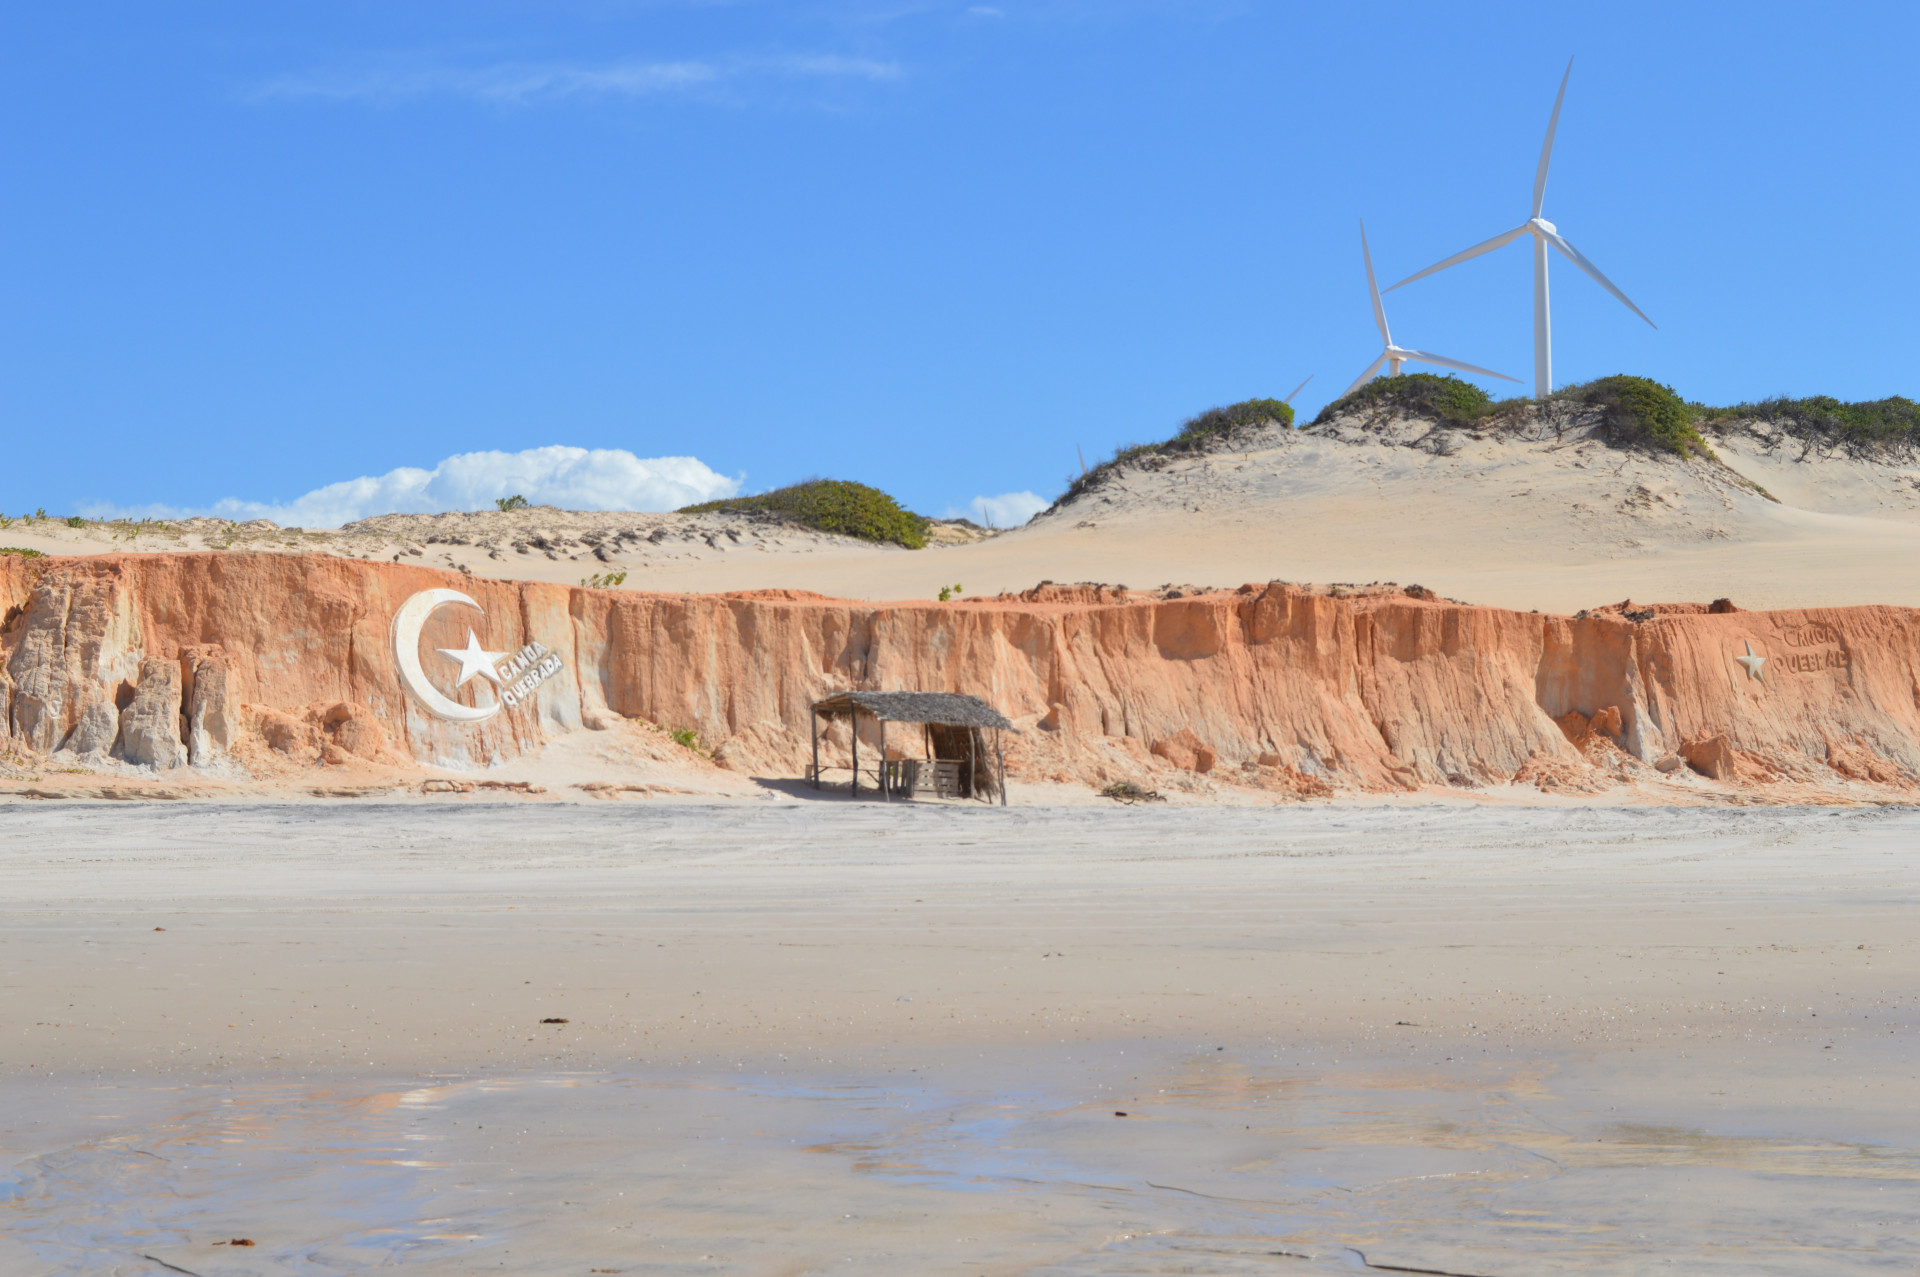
[3,552,1916,799]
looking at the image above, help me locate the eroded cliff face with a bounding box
[4,552,1917,798]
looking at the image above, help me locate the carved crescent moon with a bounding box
[391,589,500,723]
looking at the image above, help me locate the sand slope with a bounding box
[11,409,1920,614]
[9,406,1920,611]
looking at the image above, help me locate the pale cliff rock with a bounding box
[6,570,143,755]
[181,644,231,767]
[7,578,74,752]
[62,695,121,760]
[2,552,1918,799]
[116,656,186,770]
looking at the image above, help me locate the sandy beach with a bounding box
[2,801,1914,1273]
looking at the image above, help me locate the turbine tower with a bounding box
[1342,221,1518,400]
[1385,57,1654,399]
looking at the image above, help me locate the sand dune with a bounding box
[12,406,1917,613]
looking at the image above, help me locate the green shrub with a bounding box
[0,546,45,558]
[670,727,700,751]
[1552,375,1708,456]
[494,494,530,511]
[1061,397,1296,506]
[66,516,85,527]
[581,571,627,589]
[1311,373,1509,429]
[1696,394,1920,448]
[680,479,929,549]
[1176,398,1295,441]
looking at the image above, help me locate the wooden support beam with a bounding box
[996,728,1007,806]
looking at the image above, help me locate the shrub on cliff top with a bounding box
[1311,373,1508,429]
[1696,393,1920,449]
[1059,397,1296,506]
[679,479,929,549]
[1551,375,1708,457]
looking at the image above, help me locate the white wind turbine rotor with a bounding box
[1341,220,1519,400]
[1284,374,1313,404]
[1384,57,1655,399]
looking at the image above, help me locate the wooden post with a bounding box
[996,728,1007,806]
[850,710,859,797]
[969,727,981,802]
[880,720,890,802]
[810,707,820,789]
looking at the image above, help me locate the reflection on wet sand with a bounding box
[4,1045,1914,1274]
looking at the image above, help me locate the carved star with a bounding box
[1734,640,1766,682]
[438,629,507,687]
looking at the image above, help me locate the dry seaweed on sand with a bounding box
[1099,780,1164,804]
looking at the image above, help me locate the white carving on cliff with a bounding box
[391,588,558,723]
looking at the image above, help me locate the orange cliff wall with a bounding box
[4,552,1919,794]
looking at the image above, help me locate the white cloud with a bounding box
[953,490,1050,528]
[254,53,901,106]
[776,55,902,81]
[85,446,741,529]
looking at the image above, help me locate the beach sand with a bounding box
[2,802,1914,1272]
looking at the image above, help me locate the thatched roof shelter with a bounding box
[809,691,1015,732]
[807,691,1015,804]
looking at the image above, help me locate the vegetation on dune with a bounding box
[679,479,930,549]
[1550,375,1709,457]
[1174,397,1295,441]
[0,546,46,558]
[1310,373,1517,430]
[1059,397,1296,506]
[494,494,530,511]
[1313,372,1709,457]
[1696,394,1920,449]
[1047,374,1920,514]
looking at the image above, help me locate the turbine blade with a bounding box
[1285,373,1314,404]
[1359,220,1391,346]
[1398,349,1524,383]
[1340,355,1389,400]
[1534,57,1573,218]
[1540,228,1657,328]
[1384,225,1528,292]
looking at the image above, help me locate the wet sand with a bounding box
[1,803,1915,1272]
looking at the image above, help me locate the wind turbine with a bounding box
[1284,374,1313,404]
[1342,220,1518,399]
[1385,57,1654,399]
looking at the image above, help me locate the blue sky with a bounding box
[4,2,1917,525]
